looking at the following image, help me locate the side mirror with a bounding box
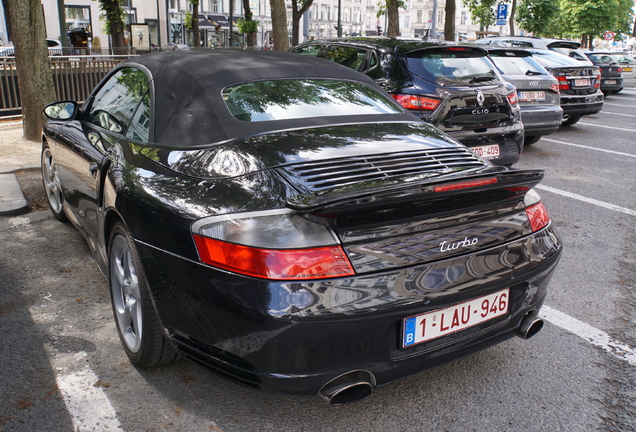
[43,101,79,120]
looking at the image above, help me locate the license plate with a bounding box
[471,144,500,159]
[624,67,633,72]
[519,91,545,101]
[604,79,617,84]
[403,288,509,347]
[573,79,590,86]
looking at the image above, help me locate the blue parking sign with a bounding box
[497,4,508,20]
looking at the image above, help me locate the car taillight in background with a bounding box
[507,92,519,107]
[390,94,441,113]
[617,67,623,73]
[594,73,601,89]
[192,210,355,280]
[557,75,570,90]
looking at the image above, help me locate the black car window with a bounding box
[404,48,499,86]
[87,68,150,134]
[291,44,323,56]
[531,50,582,67]
[492,39,534,48]
[324,46,367,71]
[222,79,401,122]
[488,52,547,75]
[125,90,151,142]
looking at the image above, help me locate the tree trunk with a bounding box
[444,0,456,41]
[242,0,255,47]
[192,2,200,48]
[387,0,399,37]
[100,0,126,54]
[5,0,56,141]
[508,0,516,36]
[269,0,289,50]
[290,0,314,47]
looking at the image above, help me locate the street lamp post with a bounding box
[337,0,342,37]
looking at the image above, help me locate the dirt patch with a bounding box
[15,169,48,213]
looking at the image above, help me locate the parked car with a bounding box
[483,47,562,146]
[526,48,603,126]
[475,36,590,61]
[582,51,624,94]
[608,51,636,82]
[41,49,562,405]
[0,38,63,56]
[290,38,524,166]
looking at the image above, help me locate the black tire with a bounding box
[108,222,180,367]
[524,135,542,146]
[561,115,582,127]
[41,146,69,222]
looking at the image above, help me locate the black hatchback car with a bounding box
[290,38,524,166]
[41,50,561,405]
[583,50,624,94]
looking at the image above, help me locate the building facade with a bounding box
[2,0,489,51]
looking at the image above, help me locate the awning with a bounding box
[197,15,216,29]
[207,14,230,29]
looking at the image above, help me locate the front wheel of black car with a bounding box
[41,146,68,222]
[524,135,542,146]
[109,222,180,367]
[561,115,582,127]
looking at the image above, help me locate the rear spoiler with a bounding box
[286,169,544,213]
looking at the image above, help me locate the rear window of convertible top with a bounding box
[222,79,402,122]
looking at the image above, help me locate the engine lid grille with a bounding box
[278,147,486,193]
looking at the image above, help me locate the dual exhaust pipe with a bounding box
[318,312,544,405]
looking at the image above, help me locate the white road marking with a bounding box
[536,184,636,217]
[577,122,636,132]
[602,102,636,108]
[540,138,636,158]
[540,306,636,366]
[598,111,636,117]
[56,360,124,431]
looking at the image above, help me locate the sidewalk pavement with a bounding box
[0,120,43,215]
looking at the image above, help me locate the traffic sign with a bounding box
[497,19,507,26]
[497,4,508,20]
[604,31,615,41]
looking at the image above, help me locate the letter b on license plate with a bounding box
[402,288,509,347]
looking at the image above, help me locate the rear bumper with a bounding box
[560,91,604,117]
[137,224,562,397]
[446,122,524,166]
[520,104,563,137]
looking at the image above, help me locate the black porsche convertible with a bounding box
[41,50,562,405]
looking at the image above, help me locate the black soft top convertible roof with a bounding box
[119,50,417,148]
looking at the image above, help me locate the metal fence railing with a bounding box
[0,55,134,114]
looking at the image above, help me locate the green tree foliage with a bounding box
[462,0,499,29]
[560,0,633,45]
[515,0,561,37]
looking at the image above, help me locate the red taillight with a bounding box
[617,67,623,73]
[391,94,441,112]
[525,202,550,232]
[557,76,570,90]
[507,92,519,107]
[192,210,356,280]
[434,178,498,192]
[193,235,355,280]
[550,83,560,94]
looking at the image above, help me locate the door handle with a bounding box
[88,162,99,178]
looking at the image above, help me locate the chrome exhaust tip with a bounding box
[516,312,544,340]
[318,370,375,406]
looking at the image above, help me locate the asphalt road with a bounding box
[1,89,636,431]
